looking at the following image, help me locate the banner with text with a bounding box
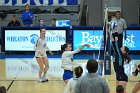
[0,0,78,6]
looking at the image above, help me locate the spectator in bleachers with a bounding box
[0,86,6,93]
[116,85,124,93]
[22,4,34,26]
[7,15,20,26]
[36,19,46,27]
[64,66,83,93]
[74,59,110,93]
[50,18,56,26]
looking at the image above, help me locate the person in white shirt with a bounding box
[34,28,53,82]
[124,56,136,76]
[61,43,90,83]
[64,66,83,93]
[112,11,127,48]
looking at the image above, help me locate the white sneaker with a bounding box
[37,78,45,83]
[42,75,49,82]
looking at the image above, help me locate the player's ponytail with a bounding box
[124,46,130,63]
[124,54,131,64]
[60,43,69,54]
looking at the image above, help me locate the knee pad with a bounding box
[39,68,43,73]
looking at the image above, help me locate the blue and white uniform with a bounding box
[34,38,50,58]
[61,49,80,80]
[124,60,136,76]
[64,77,78,93]
[112,18,127,34]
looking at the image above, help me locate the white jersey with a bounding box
[34,38,49,57]
[108,20,118,34]
[112,18,127,34]
[124,60,136,76]
[64,78,78,93]
[61,49,80,71]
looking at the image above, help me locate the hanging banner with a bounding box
[0,0,78,6]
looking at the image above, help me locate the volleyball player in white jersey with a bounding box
[61,43,90,83]
[124,56,136,76]
[34,28,53,82]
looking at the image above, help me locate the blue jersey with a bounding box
[22,11,33,25]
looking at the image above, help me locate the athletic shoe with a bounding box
[42,75,49,82]
[37,78,45,83]
[42,77,49,82]
[44,79,49,82]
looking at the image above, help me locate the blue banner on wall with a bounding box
[123,30,140,50]
[73,30,104,51]
[73,29,140,51]
[1,0,78,6]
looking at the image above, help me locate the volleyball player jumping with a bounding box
[109,31,129,93]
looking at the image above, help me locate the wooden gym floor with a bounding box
[0,57,140,93]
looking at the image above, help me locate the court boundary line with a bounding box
[7,80,14,91]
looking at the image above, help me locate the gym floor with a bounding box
[0,54,140,93]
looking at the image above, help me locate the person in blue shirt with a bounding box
[22,4,34,26]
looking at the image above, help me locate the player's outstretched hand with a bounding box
[85,44,90,48]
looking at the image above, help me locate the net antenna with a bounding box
[96,5,109,78]
[102,1,112,82]
[102,3,110,78]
